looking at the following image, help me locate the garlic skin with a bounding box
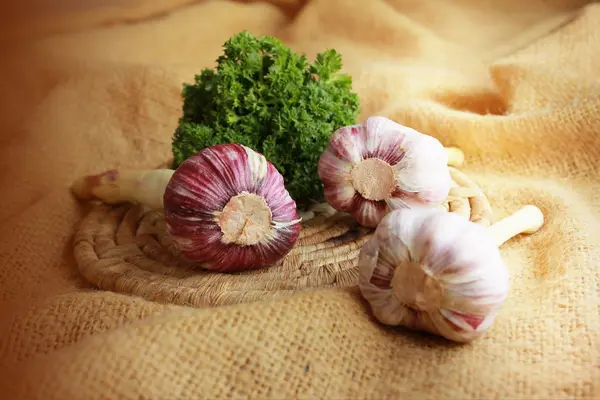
[318,116,452,228]
[163,143,301,272]
[358,207,510,342]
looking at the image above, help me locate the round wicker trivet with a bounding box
[73,167,492,308]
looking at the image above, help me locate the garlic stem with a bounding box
[448,187,482,198]
[449,167,493,226]
[487,205,545,247]
[308,202,337,217]
[445,147,465,167]
[297,210,315,221]
[70,169,174,210]
[448,197,470,219]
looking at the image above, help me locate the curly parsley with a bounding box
[171,31,360,204]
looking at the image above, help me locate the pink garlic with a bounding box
[163,144,301,272]
[71,144,302,272]
[358,205,544,342]
[318,116,453,228]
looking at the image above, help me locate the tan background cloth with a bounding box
[1,0,599,398]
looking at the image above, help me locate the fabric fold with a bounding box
[0,0,598,398]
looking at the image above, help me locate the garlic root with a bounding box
[488,205,544,247]
[70,169,175,210]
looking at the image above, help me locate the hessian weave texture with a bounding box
[0,0,598,398]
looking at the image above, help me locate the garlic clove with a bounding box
[317,145,355,184]
[361,116,408,165]
[323,182,357,211]
[353,198,389,228]
[164,143,301,272]
[318,116,452,228]
[325,123,366,165]
[391,133,452,206]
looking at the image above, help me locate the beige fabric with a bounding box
[1,0,599,398]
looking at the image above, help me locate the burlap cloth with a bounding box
[0,0,599,398]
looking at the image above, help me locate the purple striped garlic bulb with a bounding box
[163,143,301,272]
[358,207,510,343]
[318,116,452,228]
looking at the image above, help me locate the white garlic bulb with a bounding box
[318,116,453,228]
[358,205,544,342]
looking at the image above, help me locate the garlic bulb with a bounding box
[318,116,452,228]
[163,144,301,272]
[358,205,544,342]
[71,143,302,272]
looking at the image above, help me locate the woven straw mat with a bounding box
[73,166,491,308]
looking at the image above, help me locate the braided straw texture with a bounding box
[73,167,491,307]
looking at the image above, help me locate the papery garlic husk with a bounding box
[163,143,301,272]
[358,207,510,342]
[318,116,452,228]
